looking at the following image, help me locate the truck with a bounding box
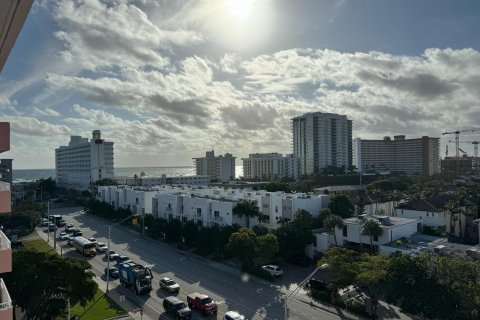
[187,292,217,316]
[118,262,153,294]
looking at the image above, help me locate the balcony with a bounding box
[0,278,13,319]
[210,215,223,221]
[0,182,11,214]
[0,230,11,273]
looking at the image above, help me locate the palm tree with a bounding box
[362,219,383,254]
[323,214,344,246]
[233,199,261,229]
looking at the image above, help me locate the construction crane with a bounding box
[442,129,480,158]
[458,147,468,158]
[449,139,480,158]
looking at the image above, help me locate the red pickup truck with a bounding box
[187,292,217,316]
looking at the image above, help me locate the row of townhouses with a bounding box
[97,185,329,230]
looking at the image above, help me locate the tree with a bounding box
[227,228,258,270]
[165,219,182,243]
[323,214,344,246]
[181,221,199,246]
[256,233,279,266]
[94,178,117,186]
[356,254,389,317]
[328,195,355,218]
[361,219,383,253]
[274,211,314,261]
[264,181,291,193]
[232,199,261,229]
[5,249,97,320]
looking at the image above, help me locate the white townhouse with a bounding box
[334,214,421,250]
[394,195,451,228]
[98,185,329,230]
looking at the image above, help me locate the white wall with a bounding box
[395,208,447,227]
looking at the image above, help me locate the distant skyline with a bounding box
[1,0,480,169]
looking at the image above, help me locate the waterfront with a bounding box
[13,166,244,183]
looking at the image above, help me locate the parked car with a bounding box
[163,296,191,319]
[41,218,49,226]
[72,229,82,237]
[65,224,75,232]
[160,277,180,293]
[96,242,108,253]
[224,311,245,320]
[261,265,284,277]
[104,267,119,278]
[88,237,97,244]
[48,223,57,231]
[106,250,119,260]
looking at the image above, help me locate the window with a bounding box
[427,212,429,217]
[343,226,347,237]
[214,210,219,218]
[181,217,187,223]
[432,213,435,217]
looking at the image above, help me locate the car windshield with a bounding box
[109,251,116,254]
[84,243,96,250]
[175,303,187,310]
[165,280,175,286]
[201,297,213,304]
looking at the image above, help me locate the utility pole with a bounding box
[47,201,50,243]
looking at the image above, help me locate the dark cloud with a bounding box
[221,103,279,130]
[356,70,457,98]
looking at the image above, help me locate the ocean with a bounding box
[13,166,244,183]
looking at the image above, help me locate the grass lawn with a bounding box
[70,289,126,320]
[21,232,127,320]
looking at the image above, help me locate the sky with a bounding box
[2,0,480,169]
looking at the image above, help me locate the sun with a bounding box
[227,0,255,22]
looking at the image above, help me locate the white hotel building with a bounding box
[193,150,236,183]
[97,185,329,230]
[55,130,114,190]
[242,153,301,181]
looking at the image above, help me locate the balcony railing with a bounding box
[210,215,223,221]
[0,230,11,273]
[0,278,13,315]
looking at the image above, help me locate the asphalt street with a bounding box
[38,208,342,320]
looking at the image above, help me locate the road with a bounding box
[38,208,342,320]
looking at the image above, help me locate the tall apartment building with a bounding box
[55,130,114,190]
[292,112,352,175]
[355,135,440,175]
[193,150,235,182]
[0,123,13,320]
[242,153,301,181]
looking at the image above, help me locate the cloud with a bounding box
[32,107,61,117]
[3,116,72,137]
[221,100,279,130]
[52,0,203,70]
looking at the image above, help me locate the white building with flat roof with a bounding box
[242,153,301,181]
[98,185,329,230]
[115,174,210,187]
[292,112,352,175]
[56,130,114,190]
[334,214,421,250]
[193,150,235,182]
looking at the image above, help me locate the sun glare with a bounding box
[228,0,255,21]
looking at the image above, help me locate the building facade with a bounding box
[55,130,114,190]
[193,150,235,182]
[0,123,13,319]
[355,135,440,175]
[115,174,210,187]
[0,159,12,185]
[292,112,352,175]
[242,153,301,181]
[98,185,329,230]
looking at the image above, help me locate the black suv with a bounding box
[163,296,191,319]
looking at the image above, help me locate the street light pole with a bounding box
[47,201,50,243]
[284,266,322,320]
[106,214,138,293]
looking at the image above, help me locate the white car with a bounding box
[106,250,119,260]
[96,242,108,253]
[159,277,180,292]
[261,265,284,277]
[224,311,245,320]
[59,232,70,241]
